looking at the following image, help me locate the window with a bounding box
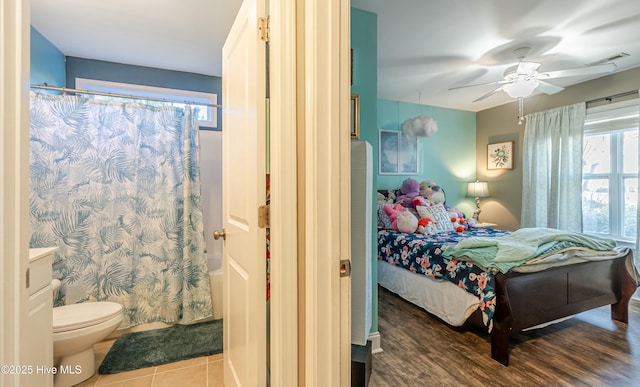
[75,78,218,128]
[582,99,639,243]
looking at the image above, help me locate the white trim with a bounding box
[75,78,218,128]
[1,0,31,385]
[368,331,383,354]
[585,99,639,134]
[269,0,299,385]
[339,1,352,385]
[300,0,351,385]
[582,128,638,243]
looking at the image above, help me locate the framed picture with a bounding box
[379,129,419,175]
[350,48,354,85]
[487,141,514,170]
[350,94,360,139]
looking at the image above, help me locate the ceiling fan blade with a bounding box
[540,63,617,79]
[448,80,508,91]
[473,86,505,102]
[516,61,541,74]
[536,80,564,95]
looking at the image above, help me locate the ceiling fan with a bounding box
[449,47,618,102]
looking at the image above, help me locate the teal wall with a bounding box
[376,100,478,217]
[30,27,65,87]
[351,9,377,148]
[351,8,378,335]
[352,7,479,340]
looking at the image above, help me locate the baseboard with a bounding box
[368,331,383,354]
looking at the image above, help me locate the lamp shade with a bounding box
[503,77,539,98]
[467,181,489,198]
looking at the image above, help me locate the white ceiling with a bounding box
[30,0,244,78]
[353,0,640,111]
[32,0,640,112]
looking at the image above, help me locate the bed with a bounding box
[377,226,638,366]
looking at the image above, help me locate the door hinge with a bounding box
[258,204,270,228]
[26,267,30,288]
[258,16,270,42]
[340,260,351,277]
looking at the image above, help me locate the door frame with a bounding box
[1,0,31,385]
[269,0,351,384]
[297,0,352,385]
[268,0,300,385]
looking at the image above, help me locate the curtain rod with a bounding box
[586,90,638,106]
[30,84,222,108]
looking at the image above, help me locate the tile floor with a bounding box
[74,339,223,387]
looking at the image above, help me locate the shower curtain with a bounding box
[29,92,213,328]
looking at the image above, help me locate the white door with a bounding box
[221,0,267,385]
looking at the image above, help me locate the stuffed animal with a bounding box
[396,178,421,208]
[377,192,389,206]
[450,207,463,217]
[447,209,467,232]
[396,208,418,233]
[383,203,404,231]
[419,180,446,205]
[377,190,396,206]
[412,195,431,208]
[417,217,436,235]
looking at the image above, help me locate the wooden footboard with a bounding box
[488,250,637,366]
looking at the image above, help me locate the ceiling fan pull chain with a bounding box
[518,97,525,125]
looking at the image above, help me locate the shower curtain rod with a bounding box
[30,84,222,108]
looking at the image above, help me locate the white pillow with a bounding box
[416,203,454,232]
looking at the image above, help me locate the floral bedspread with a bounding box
[377,227,511,331]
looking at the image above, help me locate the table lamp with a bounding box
[467,181,489,222]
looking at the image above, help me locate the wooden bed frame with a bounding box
[466,249,638,366]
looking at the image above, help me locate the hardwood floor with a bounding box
[370,286,640,386]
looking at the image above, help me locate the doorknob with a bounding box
[213,229,226,240]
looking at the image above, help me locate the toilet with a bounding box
[51,280,123,387]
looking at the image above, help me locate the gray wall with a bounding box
[66,57,222,130]
[476,66,640,231]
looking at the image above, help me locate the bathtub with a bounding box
[107,269,223,338]
[209,269,224,320]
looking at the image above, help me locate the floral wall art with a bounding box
[487,141,514,170]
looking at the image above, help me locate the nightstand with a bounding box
[474,222,497,228]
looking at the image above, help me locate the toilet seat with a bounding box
[53,302,123,333]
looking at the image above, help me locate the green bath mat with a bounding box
[98,319,223,374]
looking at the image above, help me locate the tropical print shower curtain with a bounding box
[29,92,212,327]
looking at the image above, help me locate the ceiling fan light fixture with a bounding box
[503,78,539,98]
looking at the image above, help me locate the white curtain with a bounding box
[521,102,586,231]
[637,91,640,260]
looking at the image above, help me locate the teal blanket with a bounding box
[442,227,616,273]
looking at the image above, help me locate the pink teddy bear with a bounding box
[383,203,404,231]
